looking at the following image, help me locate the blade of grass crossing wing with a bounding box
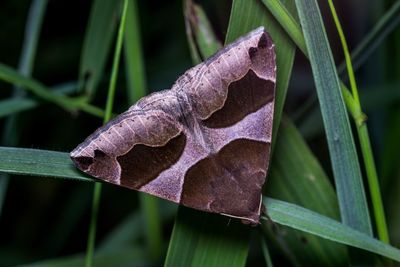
[124,0,163,259]
[226,0,296,147]
[294,0,372,235]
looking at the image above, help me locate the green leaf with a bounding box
[265,117,347,266]
[264,198,400,262]
[79,0,121,97]
[225,0,296,146]
[294,0,372,235]
[0,147,94,182]
[164,208,250,267]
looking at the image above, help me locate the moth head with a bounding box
[70,148,121,184]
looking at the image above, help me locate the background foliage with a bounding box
[0,0,399,266]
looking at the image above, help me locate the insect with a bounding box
[71,27,276,224]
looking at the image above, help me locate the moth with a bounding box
[71,27,276,224]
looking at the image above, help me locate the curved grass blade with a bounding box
[263,198,400,262]
[79,0,121,97]
[0,147,94,182]
[294,0,372,235]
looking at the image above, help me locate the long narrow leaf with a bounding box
[264,198,400,262]
[294,0,372,235]
[0,147,93,182]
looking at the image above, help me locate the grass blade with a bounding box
[79,0,121,97]
[0,147,93,182]
[294,0,372,235]
[263,198,400,262]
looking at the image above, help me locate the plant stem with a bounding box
[85,182,102,267]
[85,1,129,266]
